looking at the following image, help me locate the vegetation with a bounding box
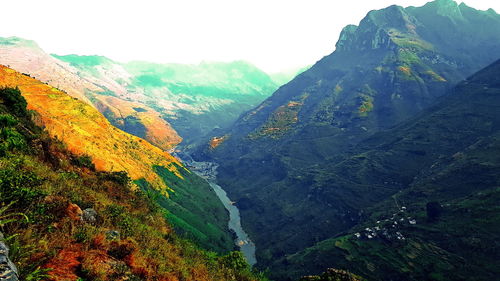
[0,65,232,253]
[0,87,266,281]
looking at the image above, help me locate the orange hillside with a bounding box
[93,95,181,150]
[0,65,183,193]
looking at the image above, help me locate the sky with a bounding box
[1,0,499,72]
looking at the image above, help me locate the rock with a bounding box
[82,208,97,223]
[0,234,19,281]
[106,230,120,240]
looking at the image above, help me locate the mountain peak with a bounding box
[334,4,419,52]
[423,0,463,19]
[335,24,358,50]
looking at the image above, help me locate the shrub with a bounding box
[71,155,95,170]
[0,164,45,208]
[0,87,28,118]
[219,251,250,271]
[0,114,17,128]
[99,171,131,186]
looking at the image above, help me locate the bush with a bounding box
[0,163,45,208]
[219,251,249,271]
[99,171,131,186]
[0,87,28,118]
[71,155,95,170]
[0,114,17,128]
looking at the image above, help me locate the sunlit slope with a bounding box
[0,65,181,192]
[93,95,181,151]
[0,37,181,150]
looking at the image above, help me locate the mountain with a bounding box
[0,86,264,280]
[0,37,181,150]
[52,55,280,147]
[272,58,500,281]
[200,0,500,278]
[0,65,234,252]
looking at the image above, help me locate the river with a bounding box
[176,154,257,266]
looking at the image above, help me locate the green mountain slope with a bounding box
[200,0,500,277]
[272,58,500,281]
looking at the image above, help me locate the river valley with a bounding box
[176,154,257,266]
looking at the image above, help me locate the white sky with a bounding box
[1,0,498,72]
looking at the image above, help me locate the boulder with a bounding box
[82,208,98,223]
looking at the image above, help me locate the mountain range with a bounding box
[0,0,499,280]
[0,37,298,149]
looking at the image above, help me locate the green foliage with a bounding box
[0,127,27,155]
[0,114,17,128]
[0,202,28,227]
[105,204,134,237]
[0,87,28,117]
[99,171,131,186]
[0,161,45,208]
[24,267,51,281]
[219,251,250,271]
[71,155,95,170]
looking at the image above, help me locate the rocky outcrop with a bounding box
[0,233,19,281]
[82,208,98,224]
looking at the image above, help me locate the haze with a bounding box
[1,0,498,72]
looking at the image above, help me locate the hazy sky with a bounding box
[1,0,498,72]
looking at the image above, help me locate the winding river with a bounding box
[177,154,257,266]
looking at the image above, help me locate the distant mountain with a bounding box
[0,37,181,150]
[200,0,500,278]
[0,65,234,252]
[54,55,281,147]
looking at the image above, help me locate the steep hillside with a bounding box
[0,38,181,150]
[202,0,500,275]
[0,65,233,252]
[0,87,264,281]
[271,58,500,281]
